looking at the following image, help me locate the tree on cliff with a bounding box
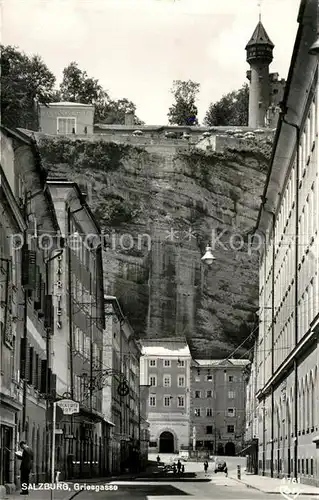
[204,83,249,126]
[58,62,144,125]
[167,80,200,126]
[1,45,56,129]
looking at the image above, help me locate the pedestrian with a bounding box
[181,464,185,473]
[17,441,33,495]
[205,460,209,473]
[157,455,160,465]
[177,459,182,474]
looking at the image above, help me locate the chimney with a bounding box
[125,112,135,127]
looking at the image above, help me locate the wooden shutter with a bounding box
[28,346,34,385]
[50,371,57,398]
[40,359,47,394]
[21,248,36,290]
[44,295,53,330]
[20,337,26,379]
[37,356,42,390]
[35,353,39,390]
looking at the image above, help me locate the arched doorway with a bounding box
[225,442,235,456]
[217,443,224,455]
[159,431,174,453]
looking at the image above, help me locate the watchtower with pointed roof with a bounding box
[245,20,274,128]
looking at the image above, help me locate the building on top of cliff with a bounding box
[38,101,95,135]
[139,338,191,454]
[246,18,285,129]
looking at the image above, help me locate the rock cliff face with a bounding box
[37,132,272,358]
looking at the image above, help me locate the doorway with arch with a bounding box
[225,442,236,456]
[159,431,174,453]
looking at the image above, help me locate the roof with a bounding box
[0,126,60,232]
[194,359,250,367]
[246,21,274,48]
[46,179,101,233]
[40,102,94,108]
[140,338,191,357]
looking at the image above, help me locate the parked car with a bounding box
[214,460,228,475]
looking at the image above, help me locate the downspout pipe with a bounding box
[282,117,300,480]
[256,217,275,477]
[271,212,276,377]
[254,227,267,476]
[67,204,85,468]
[44,248,64,481]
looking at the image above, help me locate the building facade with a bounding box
[139,338,191,454]
[46,180,107,480]
[190,359,250,458]
[103,295,142,474]
[255,0,319,486]
[0,127,61,495]
[39,103,95,136]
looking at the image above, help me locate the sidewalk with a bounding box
[228,471,319,496]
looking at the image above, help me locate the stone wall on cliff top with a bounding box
[35,130,273,358]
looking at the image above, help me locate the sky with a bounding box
[2,0,301,125]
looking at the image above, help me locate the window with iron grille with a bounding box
[164,396,171,407]
[177,396,185,407]
[149,396,156,407]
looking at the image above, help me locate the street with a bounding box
[69,456,318,499]
[73,478,309,499]
[70,456,316,499]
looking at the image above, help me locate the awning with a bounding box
[237,441,258,455]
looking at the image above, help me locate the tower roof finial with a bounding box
[258,0,262,21]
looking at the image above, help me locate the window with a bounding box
[227,425,234,433]
[195,390,201,398]
[163,359,171,367]
[149,375,157,387]
[228,375,234,382]
[228,391,235,399]
[206,390,212,398]
[163,375,171,387]
[177,396,185,407]
[227,408,235,417]
[57,117,76,135]
[206,375,213,382]
[206,408,212,417]
[194,408,201,417]
[178,359,185,367]
[206,426,213,434]
[149,359,156,367]
[164,396,171,407]
[149,396,156,407]
[178,376,185,387]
